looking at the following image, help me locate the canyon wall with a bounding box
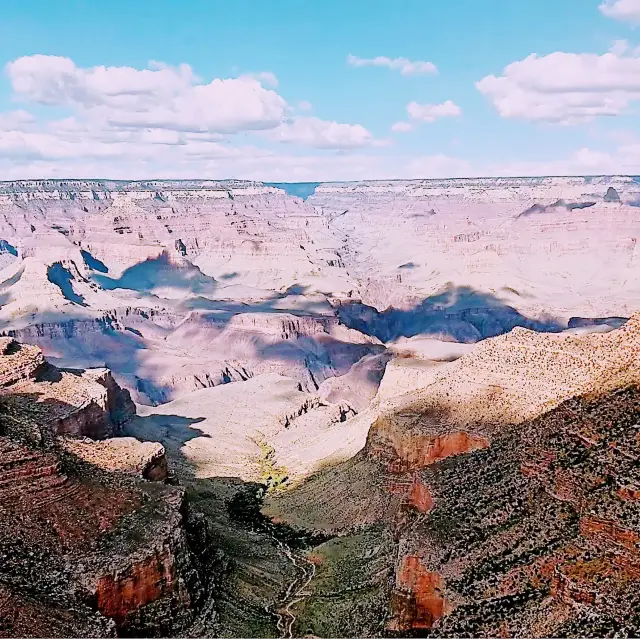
[0,340,222,637]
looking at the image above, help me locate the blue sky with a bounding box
[0,0,639,181]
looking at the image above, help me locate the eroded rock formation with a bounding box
[0,340,221,637]
[266,316,640,637]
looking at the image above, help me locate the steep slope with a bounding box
[396,384,640,637]
[0,340,222,637]
[264,316,640,636]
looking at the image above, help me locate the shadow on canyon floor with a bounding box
[2,276,569,406]
[335,284,564,342]
[94,253,218,296]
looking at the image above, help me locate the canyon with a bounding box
[0,176,639,637]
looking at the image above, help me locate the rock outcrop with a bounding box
[266,316,640,637]
[364,314,640,472]
[0,338,134,442]
[604,186,622,203]
[0,340,221,637]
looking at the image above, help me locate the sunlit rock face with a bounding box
[0,175,638,407]
[1,176,640,637]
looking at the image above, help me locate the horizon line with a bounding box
[0,174,638,186]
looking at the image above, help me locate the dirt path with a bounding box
[271,535,316,639]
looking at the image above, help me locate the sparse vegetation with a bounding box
[253,437,290,494]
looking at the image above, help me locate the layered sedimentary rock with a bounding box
[1,176,639,408]
[0,341,220,637]
[365,314,640,473]
[2,176,640,637]
[0,337,134,442]
[310,176,640,321]
[266,316,640,637]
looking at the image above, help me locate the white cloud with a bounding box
[391,121,413,132]
[0,110,35,131]
[610,39,630,55]
[486,144,640,177]
[476,50,640,123]
[298,100,313,111]
[269,116,376,149]
[600,0,640,23]
[347,54,437,75]
[406,100,462,122]
[240,71,279,87]
[5,55,286,134]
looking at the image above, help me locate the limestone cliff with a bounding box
[265,317,640,637]
[0,339,222,637]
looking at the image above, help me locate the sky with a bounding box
[1,0,640,181]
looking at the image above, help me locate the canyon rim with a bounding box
[2,0,640,636]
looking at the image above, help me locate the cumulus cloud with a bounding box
[297,100,313,111]
[347,54,437,75]
[269,116,377,149]
[599,0,640,23]
[240,71,279,87]
[0,53,385,169]
[391,121,413,132]
[5,55,286,134]
[406,100,462,122]
[476,49,640,123]
[610,39,630,55]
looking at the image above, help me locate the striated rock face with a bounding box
[265,317,640,637]
[0,435,219,636]
[400,384,640,636]
[1,175,639,410]
[3,176,640,636]
[0,340,222,637]
[0,339,134,442]
[388,556,451,632]
[386,473,434,513]
[94,544,190,628]
[0,337,45,386]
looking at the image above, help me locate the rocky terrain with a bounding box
[1,175,639,637]
[0,176,638,406]
[264,316,640,637]
[0,338,226,637]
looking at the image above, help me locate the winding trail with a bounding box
[270,535,317,639]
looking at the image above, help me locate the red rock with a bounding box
[95,549,185,625]
[617,486,640,501]
[408,478,433,512]
[580,516,640,552]
[368,417,489,473]
[387,555,451,632]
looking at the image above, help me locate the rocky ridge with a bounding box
[264,315,640,637]
[0,339,222,637]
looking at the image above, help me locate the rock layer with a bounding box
[0,341,220,637]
